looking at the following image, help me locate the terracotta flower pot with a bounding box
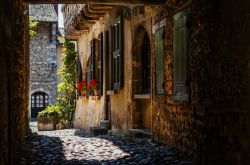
[81,91,86,96]
[93,89,98,96]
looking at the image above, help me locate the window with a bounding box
[76,60,82,96]
[141,33,151,94]
[106,30,112,90]
[173,9,190,101]
[112,16,123,90]
[98,33,103,95]
[86,39,96,95]
[50,23,57,42]
[155,27,165,94]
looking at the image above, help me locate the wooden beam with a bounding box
[26,0,165,5]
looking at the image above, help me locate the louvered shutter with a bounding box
[90,39,96,80]
[173,9,190,101]
[86,58,91,96]
[155,27,165,94]
[113,16,123,90]
[98,33,103,95]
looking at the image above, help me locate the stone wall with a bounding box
[151,0,250,164]
[0,0,29,164]
[29,21,57,108]
[28,5,58,119]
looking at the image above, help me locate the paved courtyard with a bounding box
[16,122,192,165]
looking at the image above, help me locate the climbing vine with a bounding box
[57,38,78,123]
[38,38,78,125]
[29,16,38,36]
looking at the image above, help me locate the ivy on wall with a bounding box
[57,38,78,123]
[29,16,38,36]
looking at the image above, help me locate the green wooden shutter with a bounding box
[113,16,123,90]
[98,33,103,95]
[86,58,91,96]
[91,39,96,80]
[155,27,165,94]
[106,30,113,90]
[173,9,190,101]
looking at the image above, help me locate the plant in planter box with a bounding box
[38,105,63,118]
[77,80,87,96]
[88,79,98,95]
[37,105,63,131]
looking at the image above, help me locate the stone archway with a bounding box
[131,25,152,130]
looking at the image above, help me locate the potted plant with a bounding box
[81,80,87,96]
[88,79,98,96]
[77,80,87,96]
[37,105,62,131]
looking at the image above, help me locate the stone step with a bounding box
[100,120,111,129]
[128,128,152,138]
[90,126,108,137]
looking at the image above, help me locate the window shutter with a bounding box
[76,60,82,83]
[90,39,96,80]
[155,27,165,94]
[105,28,113,90]
[98,33,103,95]
[173,9,190,101]
[113,16,123,90]
[86,58,91,96]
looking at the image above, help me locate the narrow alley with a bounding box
[16,123,191,165]
[1,0,250,165]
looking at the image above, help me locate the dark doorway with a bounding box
[31,92,49,118]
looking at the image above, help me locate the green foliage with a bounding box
[29,16,38,36]
[38,105,63,117]
[56,38,78,122]
[38,38,78,123]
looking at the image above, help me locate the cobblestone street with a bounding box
[16,122,192,165]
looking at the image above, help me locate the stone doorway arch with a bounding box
[131,25,152,130]
[30,92,49,118]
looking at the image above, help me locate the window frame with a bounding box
[112,16,123,91]
[141,33,151,94]
[173,8,190,101]
[154,27,165,95]
[98,33,103,96]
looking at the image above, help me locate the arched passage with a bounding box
[131,25,152,130]
[132,26,151,94]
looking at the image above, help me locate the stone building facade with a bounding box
[0,0,250,165]
[29,4,58,118]
[62,1,250,165]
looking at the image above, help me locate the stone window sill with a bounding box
[134,94,151,99]
[80,96,89,100]
[107,90,118,95]
[91,96,100,100]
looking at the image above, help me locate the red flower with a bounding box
[77,82,82,91]
[87,79,98,94]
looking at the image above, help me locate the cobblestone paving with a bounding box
[16,122,192,165]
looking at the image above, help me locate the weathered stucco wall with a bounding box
[74,22,106,129]
[74,97,104,130]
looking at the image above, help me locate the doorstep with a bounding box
[128,128,152,138]
[90,126,108,137]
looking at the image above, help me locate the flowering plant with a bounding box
[81,80,87,92]
[77,82,82,91]
[87,79,98,94]
[77,80,87,96]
